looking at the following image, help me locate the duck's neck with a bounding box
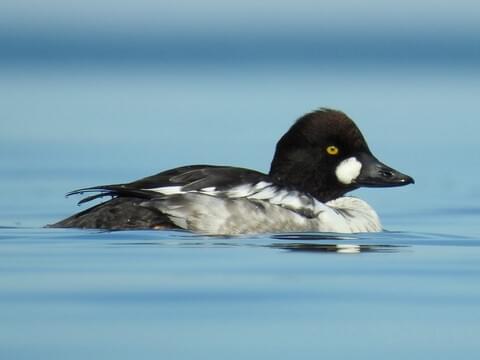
[269,165,355,203]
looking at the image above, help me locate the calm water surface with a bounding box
[1,64,480,359]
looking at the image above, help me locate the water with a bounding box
[1,63,480,359]
[2,228,480,359]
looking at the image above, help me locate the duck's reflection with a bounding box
[106,231,405,253]
[269,233,405,253]
[272,233,357,241]
[268,242,403,253]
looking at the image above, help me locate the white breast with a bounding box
[323,197,382,233]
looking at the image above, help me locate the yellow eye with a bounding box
[326,145,339,155]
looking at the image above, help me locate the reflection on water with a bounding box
[271,233,358,241]
[268,242,403,253]
[108,237,404,253]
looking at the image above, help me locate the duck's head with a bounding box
[269,108,414,202]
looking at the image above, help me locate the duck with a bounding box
[48,108,414,235]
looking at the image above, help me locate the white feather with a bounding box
[226,184,257,198]
[199,186,217,195]
[201,186,216,192]
[147,186,185,195]
[247,186,279,200]
[253,181,272,190]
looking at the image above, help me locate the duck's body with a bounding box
[49,109,413,235]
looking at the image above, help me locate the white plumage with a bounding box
[141,182,381,235]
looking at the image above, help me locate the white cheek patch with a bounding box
[335,157,362,185]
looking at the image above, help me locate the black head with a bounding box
[269,109,414,202]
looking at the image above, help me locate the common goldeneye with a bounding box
[49,109,414,234]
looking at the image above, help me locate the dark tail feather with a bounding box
[66,186,155,206]
[77,192,115,205]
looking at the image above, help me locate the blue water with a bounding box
[1,63,480,359]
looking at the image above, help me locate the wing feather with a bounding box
[66,165,326,220]
[66,165,270,205]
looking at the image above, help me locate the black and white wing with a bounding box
[67,165,272,203]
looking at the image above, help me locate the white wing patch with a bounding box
[243,185,278,200]
[199,186,217,195]
[225,184,259,198]
[201,186,216,192]
[148,186,185,195]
